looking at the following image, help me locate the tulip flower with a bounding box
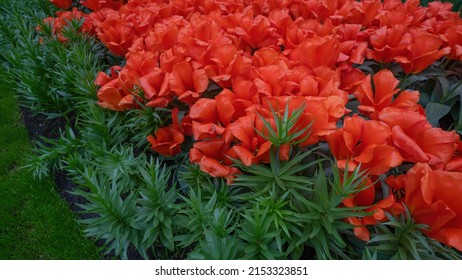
[327,115,403,175]
[394,33,450,74]
[379,108,459,169]
[387,163,462,251]
[354,69,420,120]
[50,0,72,9]
[147,127,184,156]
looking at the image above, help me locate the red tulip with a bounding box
[339,65,367,93]
[189,139,237,178]
[442,24,462,61]
[379,108,459,168]
[221,9,277,50]
[367,25,412,63]
[189,96,240,141]
[169,62,209,105]
[178,15,231,64]
[96,66,132,111]
[40,8,94,42]
[347,0,381,27]
[147,126,184,156]
[290,35,341,71]
[204,44,252,88]
[139,68,171,108]
[344,176,400,241]
[228,114,273,166]
[336,24,368,65]
[387,163,462,251]
[80,0,123,11]
[50,0,72,9]
[394,33,450,74]
[354,69,420,120]
[327,115,403,175]
[96,17,138,56]
[445,141,462,172]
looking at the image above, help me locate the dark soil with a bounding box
[19,107,144,260]
[19,107,88,214]
[20,107,67,141]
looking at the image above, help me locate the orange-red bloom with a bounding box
[189,139,238,178]
[348,0,381,27]
[95,66,133,111]
[40,8,94,42]
[367,25,412,63]
[290,35,341,71]
[169,62,209,105]
[326,115,403,175]
[442,23,462,61]
[394,33,450,74]
[220,9,278,51]
[139,68,171,108]
[387,163,462,251]
[336,24,368,65]
[354,69,420,120]
[96,16,138,57]
[50,0,72,9]
[339,65,367,93]
[178,14,230,64]
[204,44,252,88]
[147,126,184,156]
[228,114,273,166]
[445,141,462,172]
[80,0,123,11]
[379,108,459,168]
[189,97,231,141]
[344,176,401,241]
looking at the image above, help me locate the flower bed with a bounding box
[8,0,462,259]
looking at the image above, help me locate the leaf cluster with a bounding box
[0,1,106,119]
[363,207,462,260]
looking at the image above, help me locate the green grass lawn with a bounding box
[0,75,101,259]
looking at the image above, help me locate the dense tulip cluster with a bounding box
[47,0,462,250]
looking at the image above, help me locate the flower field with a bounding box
[1,0,462,259]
